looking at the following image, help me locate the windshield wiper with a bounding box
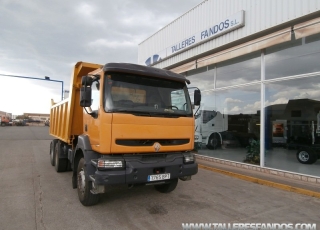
[112,109,151,116]
[111,108,191,117]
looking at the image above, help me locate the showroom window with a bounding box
[264,74,320,176]
[265,33,320,79]
[194,85,261,164]
[186,66,215,91]
[216,51,261,88]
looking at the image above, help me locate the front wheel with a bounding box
[206,133,220,150]
[154,179,178,193]
[296,149,317,164]
[77,158,100,206]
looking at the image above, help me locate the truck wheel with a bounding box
[54,142,68,172]
[50,140,55,166]
[77,158,100,206]
[154,179,178,193]
[206,133,220,150]
[296,149,317,164]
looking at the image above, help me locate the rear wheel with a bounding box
[77,158,100,206]
[296,148,317,164]
[154,179,178,193]
[50,140,55,166]
[206,133,220,150]
[54,142,68,172]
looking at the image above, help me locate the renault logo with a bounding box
[154,142,161,152]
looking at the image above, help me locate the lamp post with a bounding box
[0,74,64,100]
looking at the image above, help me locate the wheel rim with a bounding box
[299,151,309,162]
[210,136,217,147]
[77,168,86,195]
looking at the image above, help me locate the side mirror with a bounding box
[81,75,93,86]
[80,76,92,107]
[80,86,92,107]
[194,89,201,106]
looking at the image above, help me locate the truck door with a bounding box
[84,80,101,148]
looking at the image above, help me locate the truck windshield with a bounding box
[103,73,193,117]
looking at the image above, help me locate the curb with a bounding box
[198,164,320,199]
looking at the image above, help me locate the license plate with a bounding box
[148,173,170,182]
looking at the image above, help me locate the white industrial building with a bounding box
[139,0,320,181]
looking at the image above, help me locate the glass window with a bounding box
[216,51,261,88]
[171,89,187,110]
[265,32,320,79]
[196,85,261,164]
[91,80,100,111]
[187,66,215,92]
[264,74,320,177]
[104,73,193,117]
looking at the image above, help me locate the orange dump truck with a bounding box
[49,62,201,206]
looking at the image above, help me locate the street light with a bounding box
[0,73,64,100]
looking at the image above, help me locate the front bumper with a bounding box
[90,153,198,185]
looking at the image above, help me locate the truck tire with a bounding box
[206,133,220,150]
[50,140,56,166]
[154,178,178,193]
[54,142,68,172]
[77,158,100,206]
[296,148,317,164]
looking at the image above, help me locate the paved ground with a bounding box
[0,126,320,230]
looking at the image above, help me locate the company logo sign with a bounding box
[153,142,161,152]
[145,54,161,66]
[143,10,245,65]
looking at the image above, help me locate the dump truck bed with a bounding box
[49,62,102,144]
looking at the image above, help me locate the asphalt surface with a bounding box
[0,126,320,230]
[196,158,320,195]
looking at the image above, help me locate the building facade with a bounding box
[24,113,50,122]
[139,0,320,180]
[0,110,12,119]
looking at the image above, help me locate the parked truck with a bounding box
[49,62,201,206]
[194,105,258,150]
[194,105,228,149]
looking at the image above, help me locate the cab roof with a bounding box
[103,63,190,84]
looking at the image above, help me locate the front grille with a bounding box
[141,153,167,161]
[116,139,189,146]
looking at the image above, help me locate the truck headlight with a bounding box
[183,153,195,164]
[97,160,124,169]
[194,135,199,140]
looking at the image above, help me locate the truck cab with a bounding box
[194,105,228,149]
